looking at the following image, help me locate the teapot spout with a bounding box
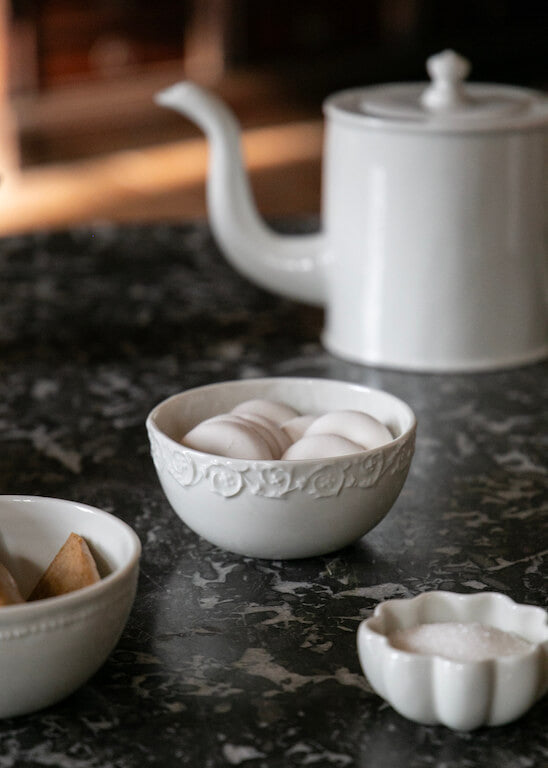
[155,83,325,306]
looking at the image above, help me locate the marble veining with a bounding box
[0,221,546,767]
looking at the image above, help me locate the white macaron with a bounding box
[231,398,300,425]
[182,417,273,460]
[236,412,292,458]
[281,433,364,460]
[305,410,392,450]
[281,414,318,442]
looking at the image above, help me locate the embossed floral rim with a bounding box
[147,425,416,500]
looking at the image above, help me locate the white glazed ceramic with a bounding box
[0,496,141,718]
[357,591,548,730]
[155,50,548,372]
[146,377,416,559]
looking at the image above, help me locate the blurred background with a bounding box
[1,0,546,235]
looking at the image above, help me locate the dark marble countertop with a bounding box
[0,221,546,767]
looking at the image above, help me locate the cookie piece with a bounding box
[28,533,101,601]
[0,562,24,606]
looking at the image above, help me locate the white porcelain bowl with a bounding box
[146,377,416,559]
[0,496,141,718]
[357,591,548,730]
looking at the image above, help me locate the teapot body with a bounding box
[321,116,547,370]
[156,52,547,371]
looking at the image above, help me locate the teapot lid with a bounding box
[324,50,548,132]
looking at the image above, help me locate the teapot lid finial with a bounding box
[421,50,472,112]
[325,48,547,132]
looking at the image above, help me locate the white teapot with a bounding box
[156,51,547,371]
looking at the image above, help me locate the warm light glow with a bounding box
[0,121,323,235]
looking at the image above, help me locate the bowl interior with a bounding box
[150,377,416,450]
[0,496,140,600]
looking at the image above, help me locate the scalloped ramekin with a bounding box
[146,377,416,559]
[0,496,141,718]
[357,591,548,730]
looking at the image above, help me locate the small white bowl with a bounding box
[0,495,141,718]
[146,377,416,559]
[357,591,548,730]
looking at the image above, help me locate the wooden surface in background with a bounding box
[3,2,544,237]
[0,119,323,236]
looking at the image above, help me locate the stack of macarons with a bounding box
[182,399,393,460]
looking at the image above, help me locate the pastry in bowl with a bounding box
[0,496,141,718]
[147,377,416,559]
